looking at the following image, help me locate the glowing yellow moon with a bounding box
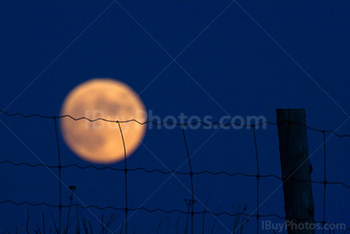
[60,79,146,164]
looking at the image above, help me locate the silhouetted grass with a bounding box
[4,193,248,233]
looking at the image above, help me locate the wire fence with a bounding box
[0,110,349,233]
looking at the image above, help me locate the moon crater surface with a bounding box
[60,79,146,164]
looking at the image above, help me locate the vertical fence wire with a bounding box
[181,127,194,234]
[1,112,350,232]
[117,121,128,234]
[53,117,62,234]
[252,125,260,234]
[322,131,327,234]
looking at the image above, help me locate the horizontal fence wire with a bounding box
[0,160,349,188]
[0,199,344,222]
[0,110,350,233]
[1,110,350,137]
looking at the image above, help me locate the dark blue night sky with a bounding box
[1,1,350,233]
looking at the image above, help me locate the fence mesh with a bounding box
[0,110,349,233]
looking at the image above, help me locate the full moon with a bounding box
[60,79,146,164]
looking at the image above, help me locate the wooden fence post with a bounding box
[276,109,315,234]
